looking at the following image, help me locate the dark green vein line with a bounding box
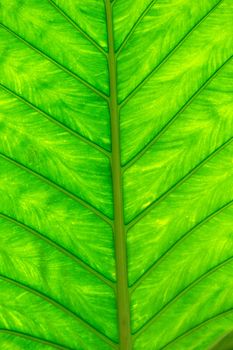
[47,0,107,56]
[105,0,132,349]
[0,329,74,350]
[119,0,224,108]
[133,255,233,340]
[116,0,158,56]
[130,199,233,292]
[0,212,115,288]
[0,275,117,349]
[160,309,233,350]
[0,153,113,227]
[0,23,108,102]
[0,83,111,159]
[126,136,233,230]
[123,56,232,171]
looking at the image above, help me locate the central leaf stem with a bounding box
[105,1,132,349]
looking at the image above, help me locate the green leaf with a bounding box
[0,0,232,349]
[209,330,233,350]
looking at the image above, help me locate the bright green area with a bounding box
[0,0,232,349]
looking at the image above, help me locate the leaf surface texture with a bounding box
[0,0,232,349]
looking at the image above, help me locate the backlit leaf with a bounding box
[0,0,232,349]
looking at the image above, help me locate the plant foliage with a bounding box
[0,0,233,349]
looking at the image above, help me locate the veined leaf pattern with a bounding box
[0,0,232,349]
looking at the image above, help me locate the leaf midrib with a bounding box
[0,0,231,348]
[105,1,132,348]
